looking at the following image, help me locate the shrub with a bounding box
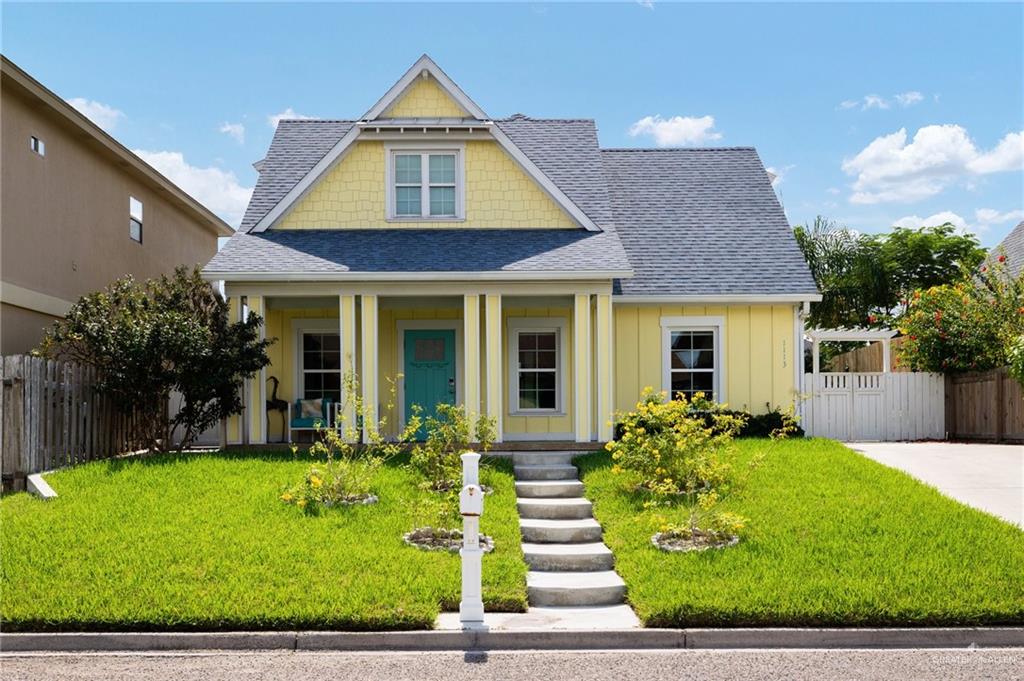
[898,257,1024,373]
[38,266,271,451]
[410,403,496,491]
[1008,335,1024,388]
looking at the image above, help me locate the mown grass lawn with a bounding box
[578,438,1024,628]
[0,451,526,631]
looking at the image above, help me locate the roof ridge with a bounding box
[601,146,757,152]
[494,117,595,123]
[276,119,357,124]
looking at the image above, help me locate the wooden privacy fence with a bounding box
[1,355,147,489]
[945,368,1024,443]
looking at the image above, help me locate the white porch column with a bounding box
[484,294,503,443]
[360,295,379,440]
[463,294,481,421]
[595,293,614,442]
[573,293,592,443]
[339,294,357,436]
[224,295,243,445]
[246,295,266,445]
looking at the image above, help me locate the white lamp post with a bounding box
[458,451,484,627]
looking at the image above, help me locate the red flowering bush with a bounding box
[898,259,1024,374]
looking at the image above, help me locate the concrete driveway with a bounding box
[849,442,1024,527]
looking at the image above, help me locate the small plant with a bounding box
[607,388,771,549]
[1006,335,1024,389]
[410,403,496,491]
[281,372,419,514]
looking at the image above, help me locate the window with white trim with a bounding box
[301,332,341,402]
[30,136,45,156]
[129,196,143,243]
[661,317,724,402]
[508,318,568,414]
[387,148,463,220]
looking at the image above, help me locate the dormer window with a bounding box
[386,144,464,220]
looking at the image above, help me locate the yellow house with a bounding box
[203,55,820,446]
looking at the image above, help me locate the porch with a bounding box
[222,283,615,446]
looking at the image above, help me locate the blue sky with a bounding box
[4,2,1022,245]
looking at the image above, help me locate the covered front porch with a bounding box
[222,281,615,446]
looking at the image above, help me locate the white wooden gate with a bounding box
[802,372,944,441]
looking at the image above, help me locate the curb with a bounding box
[2,627,1022,652]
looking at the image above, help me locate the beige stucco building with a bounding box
[0,56,233,354]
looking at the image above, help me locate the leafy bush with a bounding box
[283,373,418,514]
[898,257,1024,373]
[38,266,271,451]
[616,401,803,439]
[410,403,496,491]
[607,389,754,538]
[1007,335,1024,388]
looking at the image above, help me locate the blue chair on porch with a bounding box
[287,397,333,443]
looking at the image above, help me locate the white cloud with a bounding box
[636,0,655,8]
[132,149,252,228]
[862,94,890,110]
[893,211,969,232]
[827,187,841,195]
[219,122,245,144]
[628,114,722,146]
[766,164,795,187]
[842,125,1024,204]
[975,207,1024,225]
[68,97,125,132]
[268,107,314,129]
[894,91,924,107]
[891,207,1024,236]
[839,91,926,111]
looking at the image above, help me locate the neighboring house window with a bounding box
[301,332,341,402]
[508,317,568,414]
[660,316,725,402]
[386,145,464,220]
[30,136,45,156]
[129,196,143,243]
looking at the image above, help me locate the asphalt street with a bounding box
[2,648,1022,681]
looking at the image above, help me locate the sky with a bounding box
[3,2,1022,245]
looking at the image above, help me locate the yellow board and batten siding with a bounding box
[613,303,798,415]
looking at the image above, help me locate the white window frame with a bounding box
[384,142,465,221]
[30,136,45,156]
[129,196,143,243]
[660,316,726,402]
[291,318,343,402]
[508,317,569,416]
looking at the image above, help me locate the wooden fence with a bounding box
[826,338,907,373]
[945,367,1024,443]
[1,355,147,490]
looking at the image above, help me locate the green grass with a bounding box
[577,438,1024,628]
[0,451,526,631]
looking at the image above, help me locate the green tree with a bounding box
[39,266,272,451]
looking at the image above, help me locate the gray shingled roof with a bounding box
[205,228,630,275]
[602,148,818,296]
[993,220,1024,279]
[221,117,817,296]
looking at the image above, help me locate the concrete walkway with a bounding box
[849,442,1024,527]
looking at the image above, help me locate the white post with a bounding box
[459,451,484,627]
[882,339,891,373]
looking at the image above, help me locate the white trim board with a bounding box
[208,270,631,282]
[616,294,822,304]
[0,281,73,318]
[660,315,727,403]
[395,319,464,432]
[383,142,466,222]
[506,316,570,417]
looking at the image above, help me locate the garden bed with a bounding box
[0,451,526,631]
[577,438,1024,628]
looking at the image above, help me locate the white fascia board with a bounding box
[614,293,823,304]
[249,125,362,233]
[363,55,489,121]
[203,270,632,283]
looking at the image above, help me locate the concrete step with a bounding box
[521,542,615,572]
[517,497,593,520]
[519,518,603,544]
[514,464,578,481]
[515,480,586,498]
[511,451,578,467]
[527,570,627,607]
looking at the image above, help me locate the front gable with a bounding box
[250,55,601,233]
[278,140,577,229]
[381,75,468,119]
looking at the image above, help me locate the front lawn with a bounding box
[0,451,526,631]
[578,438,1024,628]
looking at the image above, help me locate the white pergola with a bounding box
[805,327,898,375]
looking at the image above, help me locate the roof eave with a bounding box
[202,269,634,283]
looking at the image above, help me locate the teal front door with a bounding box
[404,329,456,439]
